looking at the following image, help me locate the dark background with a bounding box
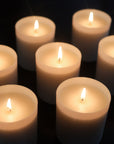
[0,0,114,144]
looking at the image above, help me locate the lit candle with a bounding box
[56,77,111,144]
[35,42,82,104]
[15,16,56,71]
[96,35,114,95]
[0,85,38,143]
[0,45,17,85]
[72,9,112,61]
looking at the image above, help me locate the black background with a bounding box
[0,0,114,144]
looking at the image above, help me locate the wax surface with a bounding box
[73,9,111,30]
[72,9,111,61]
[96,35,114,95]
[0,93,36,122]
[39,47,78,68]
[59,85,107,113]
[0,51,15,71]
[103,44,114,58]
[18,22,52,37]
[36,42,81,104]
[15,16,56,71]
[56,77,111,144]
[77,15,107,28]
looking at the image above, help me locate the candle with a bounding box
[0,85,38,144]
[72,9,111,61]
[35,42,82,104]
[15,16,56,71]
[96,35,114,95]
[0,45,17,85]
[56,77,111,144]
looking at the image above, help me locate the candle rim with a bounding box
[0,84,38,131]
[72,9,112,33]
[56,77,111,120]
[98,35,114,65]
[0,45,17,75]
[15,15,56,42]
[35,42,82,75]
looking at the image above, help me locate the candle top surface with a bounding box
[16,16,55,38]
[78,16,106,28]
[73,9,111,32]
[0,45,17,71]
[57,77,111,120]
[36,42,81,74]
[39,47,78,67]
[0,85,38,131]
[0,93,36,122]
[58,85,107,113]
[19,22,51,37]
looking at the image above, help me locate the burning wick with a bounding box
[81,88,86,103]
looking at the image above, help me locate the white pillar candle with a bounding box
[35,42,82,104]
[96,35,114,95]
[56,77,111,144]
[0,45,17,85]
[0,84,38,143]
[72,9,111,61]
[15,16,56,71]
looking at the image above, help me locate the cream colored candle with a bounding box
[0,45,17,85]
[0,84,38,143]
[35,42,82,104]
[96,35,114,95]
[15,16,56,71]
[56,77,111,144]
[72,9,111,61]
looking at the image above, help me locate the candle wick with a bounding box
[89,21,93,26]
[80,98,85,104]
[7,107,12,112]
[58,58,61,63]
[34,29,38,33]
[8,109,11,112]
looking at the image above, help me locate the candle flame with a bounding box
[58,46,62,62]
[34,20,39,32]
[81,88,86,102]
[7,98,12,111]
[89,12,93,23]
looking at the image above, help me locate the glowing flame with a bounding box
[81,88,86,102]
[34,20,39,32]
[58,46,62,62]
[89,12,93,23]
[7,98,12,111]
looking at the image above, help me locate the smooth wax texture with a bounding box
[56,77,111,144]
[96,35,114,95]
[36,42,82,104]
[0,85,38,144]
[0,45,17,85]
[15,16,56,71]
[72,9,111,61]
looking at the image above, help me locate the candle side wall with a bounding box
[56,107,107,144]
[96,53,114,95]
